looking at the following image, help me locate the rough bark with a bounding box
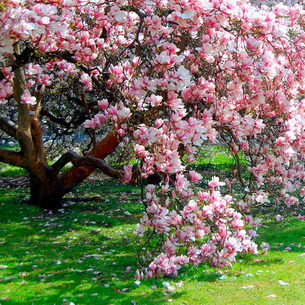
[1,45,129,210]
[26,140,129,210]
[0,148,25,167]
[58,129,122,192]
[28,167,64,210]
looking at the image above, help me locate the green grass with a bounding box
[1,178,305,304]
[1,159,305,304]
[187,145,247,176]
[193,145,236,165]
[0,164,27,177]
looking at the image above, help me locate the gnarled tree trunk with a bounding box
[29,170,64,210]
[25,131,123,210]
[0,44,135,210]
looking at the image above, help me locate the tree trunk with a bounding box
[24,129,123,210]
[28,169,64,210]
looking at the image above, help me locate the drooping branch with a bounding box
[0,116,18,138]
[0,147,25,167]
[71,154,123,179]
[58,128,123,190]
[54,150,139,182]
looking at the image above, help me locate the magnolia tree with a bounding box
[1,0,305,277]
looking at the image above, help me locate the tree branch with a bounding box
[52,150,80,173]
[53,150,122,179]
[0,116,18,138]
[71,155,123,180]
[0,147,25,167]
[56,147,140,186]
[40,108,72,128]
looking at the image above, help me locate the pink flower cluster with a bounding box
[134,178,258,278]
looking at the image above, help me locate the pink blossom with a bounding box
[155,118,163,128]
[117,103,131,120]
[189,170,203,183]
[198,191,210,201]
[21,90,36,105]
[84,118,96,128]
[146,184,155,193]
[80,73,92,89]
[150,94,163,107]
[98,99,109,110]
[107,106,117,116]
[208,176,225,189]
[134,144,147,158]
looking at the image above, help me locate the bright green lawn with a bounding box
[1,180,305,305]
[0,165,26,177]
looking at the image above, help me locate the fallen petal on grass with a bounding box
[219,275,228,280]
[279,280,289,286]
[267,295,277,298]
[241,285,254,289]
[167,286,176,293]
[0,276,17,281]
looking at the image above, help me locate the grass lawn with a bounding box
[1,165,305,304]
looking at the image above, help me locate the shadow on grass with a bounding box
[0,182,171,305]
[256,218,305,252]
[2,177,305,304]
